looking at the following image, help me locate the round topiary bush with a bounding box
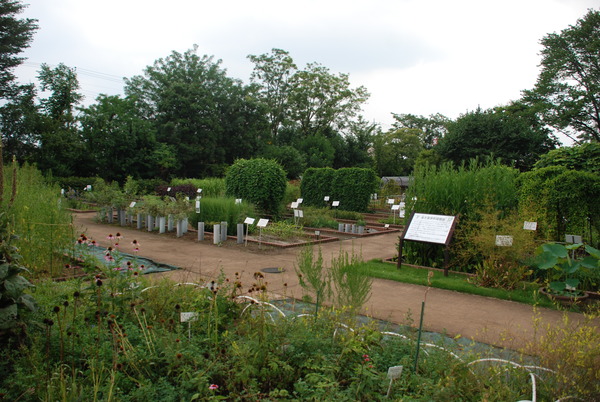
[225,158,287,214]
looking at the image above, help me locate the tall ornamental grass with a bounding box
[187,196,256,235]
[406,158,518,220]
[404,159,520,270]
[2,164,73,276]
[171,177,226,197]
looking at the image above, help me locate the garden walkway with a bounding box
[73,212,598,351]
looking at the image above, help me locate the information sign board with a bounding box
[404,213,456,245]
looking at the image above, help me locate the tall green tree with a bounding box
[35,63,84,177]
[79,95,160,181]
[522,9,600,143]
[0,0,38,99]
[0,83,40,163]
[248,48,297,143]
[391,112,450,148]
[288,62,369,139]
[373,128,423,176]
[125,47,267,177]
[437,107,556,171]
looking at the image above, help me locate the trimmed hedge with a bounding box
[300,167,378,212]
[225,158,287,214]
[518,166,600,245]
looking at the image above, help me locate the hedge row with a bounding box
[300,167,378,212]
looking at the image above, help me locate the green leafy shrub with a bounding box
[518,166,600,246]
[0,212,37,341]
[225,158,287,214]
[301,167,378,212]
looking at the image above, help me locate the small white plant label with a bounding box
[495,235,513,247]
[391,204,400,210]
[235,198,242,204]
[523,221,537,230]
[167,187,171,192]
[324,196,330,201]
[257,218,269,228]
[197,188,202,193]
[180,312,198,322]
[290,201,299,209]
[294,209,303,218]
[332,201,340,207]
[297,198,303,204]
[129,201,136,208]
[387,365,403,380]
[387,199,395,204]
[244,217,255,225]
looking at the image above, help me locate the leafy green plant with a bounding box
[0,212,37,341]
[532,242,600,295]
[225,158,287,214]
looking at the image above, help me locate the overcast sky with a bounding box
[14,0,599,131]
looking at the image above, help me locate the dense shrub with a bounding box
[300,167,378,212]
[300,167,336,207]
[225,158,287,214]
[518,166,600,246]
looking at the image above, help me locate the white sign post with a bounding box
[257,218,269,248]
[244,217,255,247]
[399,212,458,276]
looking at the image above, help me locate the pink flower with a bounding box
[208,384,219,390]
[107,234,114,240]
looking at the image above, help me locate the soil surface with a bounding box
[73,212,598,350]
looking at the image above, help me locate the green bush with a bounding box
[225,158,287,214]
[518,166,600,246]
[301,167,378,212]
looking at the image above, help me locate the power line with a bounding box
[21,61,125,84]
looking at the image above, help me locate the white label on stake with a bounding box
[387,199,395,204]
[523,221,537,230]
[167,187,171,192]
[291,202,299,209]
[391,204,400,210]
[332,201,340,207]
[324,196,330,201]
[387,365,403,380]
[129,201,136,208]
[235,198,242,204]
[495,235,513,247]
[294,209,303,218]
[197,188,202,193]
[244,217,255,225]
[297,198,303,204]
[257,218,269,228]
[180,312,198,322]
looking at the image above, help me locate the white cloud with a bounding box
[14,0,599,133]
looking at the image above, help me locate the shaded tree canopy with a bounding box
[437,106,556,171]
[522,9,600,143]
[0,0,38,99]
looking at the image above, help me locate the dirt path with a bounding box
[73,212,598,350]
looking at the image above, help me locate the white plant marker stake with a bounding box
[244,217,255,246]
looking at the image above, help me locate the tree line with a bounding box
[1,1,598,183]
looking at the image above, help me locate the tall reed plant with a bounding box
[403,159,520,271]
[187,196,256,236]
[2,164,73,277]
[171,178,226,197]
